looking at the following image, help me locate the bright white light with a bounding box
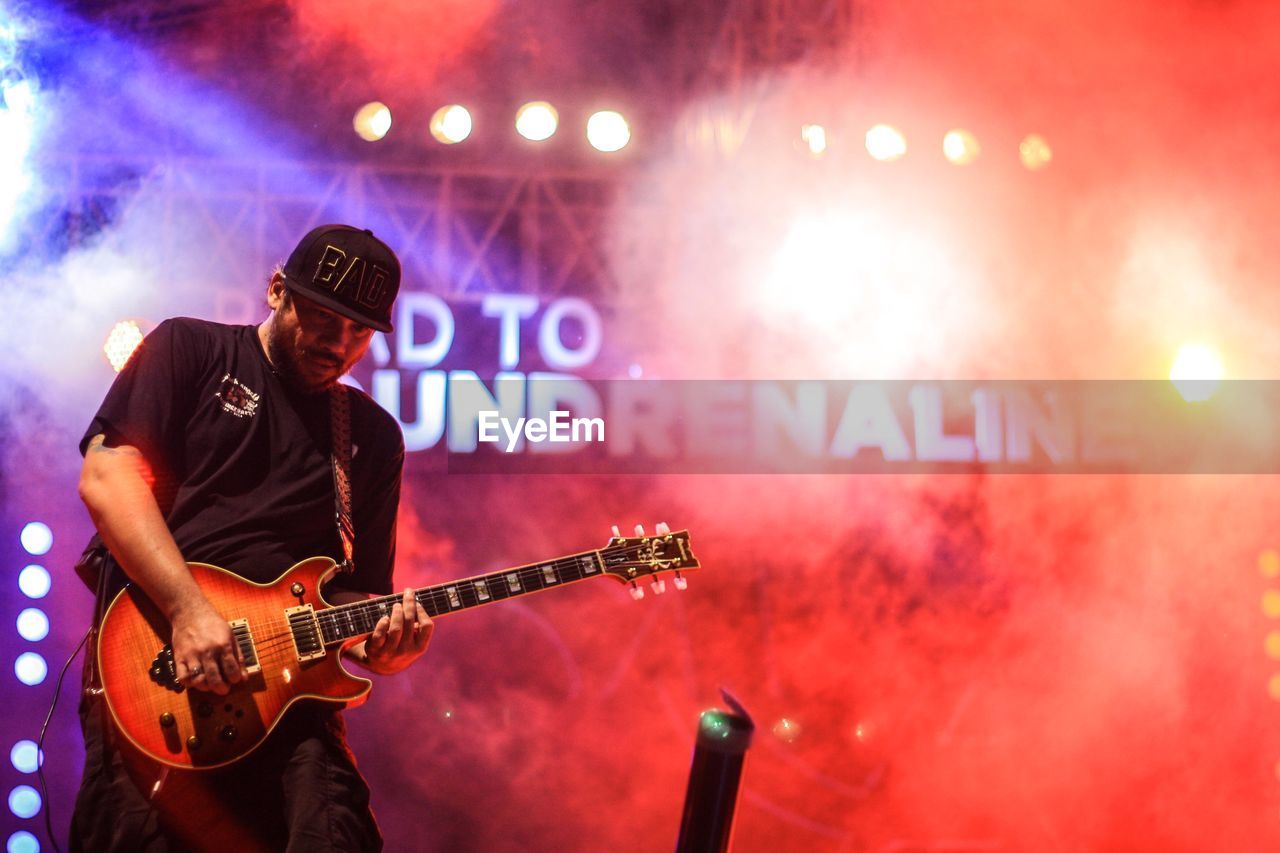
[14,653,46,687]
[7,830,39,853]
[1019,133,1052,170]
[19,522,51,556]
[1170,342,1225,403]
[943,129,980,165]
[9,741,40,774]
[16,609,47,643]
[104,320,145,372]
[627,363,643,379]
[429,105,472,144]
[801,124,827,156]
[515,101,558,142]
[865,124,906,161]
[7,786,39,819]
[353,101,392,142]
[586,110,630,152]
[0,74,37,244]
[759,212,980,374]
[17,566,50,599]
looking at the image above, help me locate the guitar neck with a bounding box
[315,549,607,644]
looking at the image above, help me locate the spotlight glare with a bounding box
[13,653,46,687]
[771,717,802,743]
[15,609,47,643]
[7,785,40,820]
[353,101,392,142]
[19,522,51,556]
[9,742,40,774]
[17,566,50,600]
[1261,550,1280,578]
[7,830,39,853]
[104,320,145,372]
[1019,133,1052,170]
[515,101,559,142]
[943,129,980,165]
[1169,342,1224,403]
[586,110,631,152]
[865,124,907,162]
[429,105,473,145]
[801,124,827,156]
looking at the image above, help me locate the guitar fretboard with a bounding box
[315,549,607,644]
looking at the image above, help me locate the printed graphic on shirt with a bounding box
[216,374,261,418]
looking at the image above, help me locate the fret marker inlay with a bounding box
[474,580,490,601]
[542,566,558,584]
[445,586,461,608]
[506,573,521,592]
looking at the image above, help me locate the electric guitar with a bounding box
[97,529,699,769]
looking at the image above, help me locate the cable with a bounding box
[37,625,89,853]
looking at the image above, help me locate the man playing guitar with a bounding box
[73,225,430,851]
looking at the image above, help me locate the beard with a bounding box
[265,319,341,394]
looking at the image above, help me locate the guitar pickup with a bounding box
[227,618,261,674]
[284,605,326,662]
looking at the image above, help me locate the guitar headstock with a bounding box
[600,528,699,598]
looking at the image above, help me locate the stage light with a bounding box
[1263,590,1280,618]
[586,110,630,152]
[13,653,45,686]
[17,565,49,599]
[7,786,39,820]
[515,101,558,142]
[865,124,906,161]
[6,831,38,853]
[9,742,39,774]
[1019,133,1052,170]
[15,609,47,642]
[429,105,472,145]
[1270,674,1280,701]
[801,124,827,156]
[943,129,980,165]
[104,319,145,372]
[353,101,392,142]
[771,718,802,743]
[1169,342,1224,403]
[627,363,643,379]
[19,522,51,556]
[1261,550,1280,578]
[1267,632,1280,660]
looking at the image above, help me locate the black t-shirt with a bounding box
[81,317,403,596]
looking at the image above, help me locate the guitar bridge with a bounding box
[285,605,326,662]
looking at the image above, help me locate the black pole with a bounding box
[675,694,754,853]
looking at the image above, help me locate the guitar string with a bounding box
[195,543,689,664]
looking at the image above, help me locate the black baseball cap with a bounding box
[280,225,401,332]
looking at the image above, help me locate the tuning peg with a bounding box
[656,522,670,535]
[634,524,646,536]
[673,573,688,591]
[629,582,645,600]
[651,578,666,594]
[611,525,621,538]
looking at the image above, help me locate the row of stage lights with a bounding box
[353,101,634,152]
[8,522,53,853]
[351,99,1056,169]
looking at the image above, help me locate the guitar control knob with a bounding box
[159,713,175,728]
[219,725,237,742]
[290,582,305,596]
[196,702,213,718]
[186,735,202,750]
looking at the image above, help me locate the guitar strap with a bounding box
[329,384,356,575]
